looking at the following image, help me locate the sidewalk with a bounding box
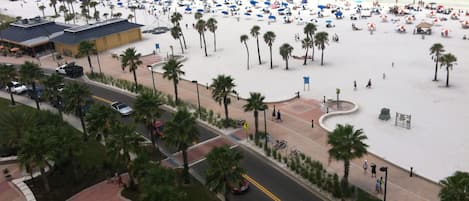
[0,53,441,201]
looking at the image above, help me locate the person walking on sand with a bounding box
[371,163,377,178]
[383,73,386,80]
[366,79,372,88]
[354,80,357,90]
[363,160,368,173]
[272,105,276,120]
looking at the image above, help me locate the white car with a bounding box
[110,101,133,116]
[5,81,28,94]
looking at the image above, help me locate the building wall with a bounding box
[54,28,142,57]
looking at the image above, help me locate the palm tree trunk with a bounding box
[213,32,217,52]
[148,124,156,152]
[178,38,184,54]
[173,81,179,104]
[285,58,289,70]
[202,33,208,56]
[224,184,230,201]
[40,167,50,192]
[53,4,58,16]
[132,69,138,92]
[446,67,449,87]
[303,47,309,65]
[343,160,350,184]
[8,86,16,105]
[254,110,259,138]
[433,57,438,81]
[133,9,137,23]
[244,43,249,70]
[311,39,315,61]
[79,110,88,141]
[42,10,45,18]
[223,97,229,120]
[87,55,94,74]
[199,33,203,49]
[182,148,190,184]
[32,82,41,110]
[269,46,273,69]
[256,37,261,64]
[180,30,187,49]
[321,49,324,66]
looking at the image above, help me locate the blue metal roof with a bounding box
[0,21,71,46]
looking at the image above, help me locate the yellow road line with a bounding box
[92,95,113,104]
[243,174,281,201]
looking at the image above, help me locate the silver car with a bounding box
[110,101,133,116]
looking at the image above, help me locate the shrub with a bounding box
[283,157,288,164]
[265,147,271,157]
[272,149,278,159]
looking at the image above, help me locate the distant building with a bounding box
[0,17,72,56]
[52,18,143,57]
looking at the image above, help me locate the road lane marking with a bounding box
[92,95,113,104]
[243,174,281,201]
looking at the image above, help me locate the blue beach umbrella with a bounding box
[268,15,276,20]
[244,12,251,16]
[257,14,263,18]
[221,10,229,15]
[264,1,271,5]
[318,5,326,9]
[216,4,222,7]
[197,8,204,12]
[185,6,192,11]
[281,2,288,7]
[325,19,332,24]
[278,8,285,11]
[250,0,257,5]
[229,4,237,8]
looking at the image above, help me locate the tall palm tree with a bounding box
[304,23,317,61]
[263,31,276,69]
[240,34,250,70]
[62,82,92,141]
[139,165,186,201]
[107,123,143,186]
[19,127,59,192]
[52,124,81,181]
[134,92,164,152]
[211,75,237,121]
[170,26,184,54]
[0,64,17,105]
[20,61,43,110]
[301,37,312,65]
[439,53,457,87]
[314,31,329,66]
[128,5,137,23]
[206,145,245,201]
[38,5,47,18]
[206,18,218,52]
[0,110,36,148]
[163,107,199,184]
[85,104,117,144]
[49,0,59,16]
[170,12,187,49]
[78,41,96,74]
[89,1,98,16]
[120,47,143,92]
[243,92,267,141]
[429,43,445,81]
[196,19,208,56]
[109,4,115,17]
[194,12,203,20]
[42,74,64,119]
[250,25,261,65]
[439,171,469,201]
[279,43,293,70]
[162,58,185,104]
[328,124,368,184]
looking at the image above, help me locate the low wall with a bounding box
[318,100,359,132]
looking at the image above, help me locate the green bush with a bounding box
[272,149,278,159]
[265,147,271,157]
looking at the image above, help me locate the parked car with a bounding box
[5,81,28,94]
[27,85,44,101]
[110,101,133,116]
[56,62,84,78]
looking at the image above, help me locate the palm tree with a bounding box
[77,41,96,74]
[109,4,115,17]
[250,25,262,65]
[279,43,293,70]
[327,124,368,184]
[39,5,46,18]
[206,18,218,52]
[162,58,185,104]
[170,12,187,49]
[19,127,59,192]
[49,0,59,16]
[196,19,208,56]
[206,145,245,201]
[120,47,143,92]
[62,82,92,141]
[211,75,237,121]
[263,31,276,69]
[240,34,250,70]
[134,92,164,152]
[128,5,137,23]
[0,110,36,148]
[429,43,445,81]
[439,53,457,87]
[301,37,312,65]
[139,165,186,201]
[194,12,203,20]
[89,1,98,17]
[0,64,17,105]
[439,171,469,201]
[304,23,317,61]
[53,125,81,181]
[163,107,199,184]
[85,104,117,144]
[314,31,329,66]
[170,26,184,54]
[20,61,43,110]
[107,123,143,186]
[243,92,267,142]
[42,74,64,119]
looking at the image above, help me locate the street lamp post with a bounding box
[336,88,340,110]
[192,80,202,118]
[380,166,388,201]
[147,65,156,94]
[263,108,267,134]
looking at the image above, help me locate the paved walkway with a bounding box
[0,164,26,201]
[0,52,442,201]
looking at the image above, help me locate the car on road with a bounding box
[5,81,28,94]
[26,85,44,101]
[56,62,84,78]
[110,101,133,116]
[232,179,249,194]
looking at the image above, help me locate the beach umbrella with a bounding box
[441,28,449,37]
[433,17,441,26]
[229,4,236,8]
[281,2,288,7]
[318,5,326,10]
[405,16,413,24]
[264,1,271,5]
[268,15,276,20]
[197,8,204,12]
[278,8,285,12]
[216,4,222,7]
[461,20,469,29]
[185,6,192,11]
[301,0,307,4]
[355,0,362,4]
[325,19,332,24]
[257,14,263,18]
[244,12,251,16]
[221,10,229,15]
[335,10,343,18]
[367,22,376,30]
[250,0,257,5]
[396,24,406,32]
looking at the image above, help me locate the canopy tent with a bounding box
[10,47,20,52]
[416,22,433,29]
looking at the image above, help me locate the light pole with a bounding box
[263,108,267,134]
[191,80,201,118]
[380,166,388,201]
[147,65,156,94]
[336,88,340,110]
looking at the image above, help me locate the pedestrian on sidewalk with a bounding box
[379,176,384,193]
[272,105,276,120]
[371,163,377,178]
[363,160,368,173]
[117,174,123,187]
[375,179,381,194]
[311,119,314,128]
[276,110,282,122]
